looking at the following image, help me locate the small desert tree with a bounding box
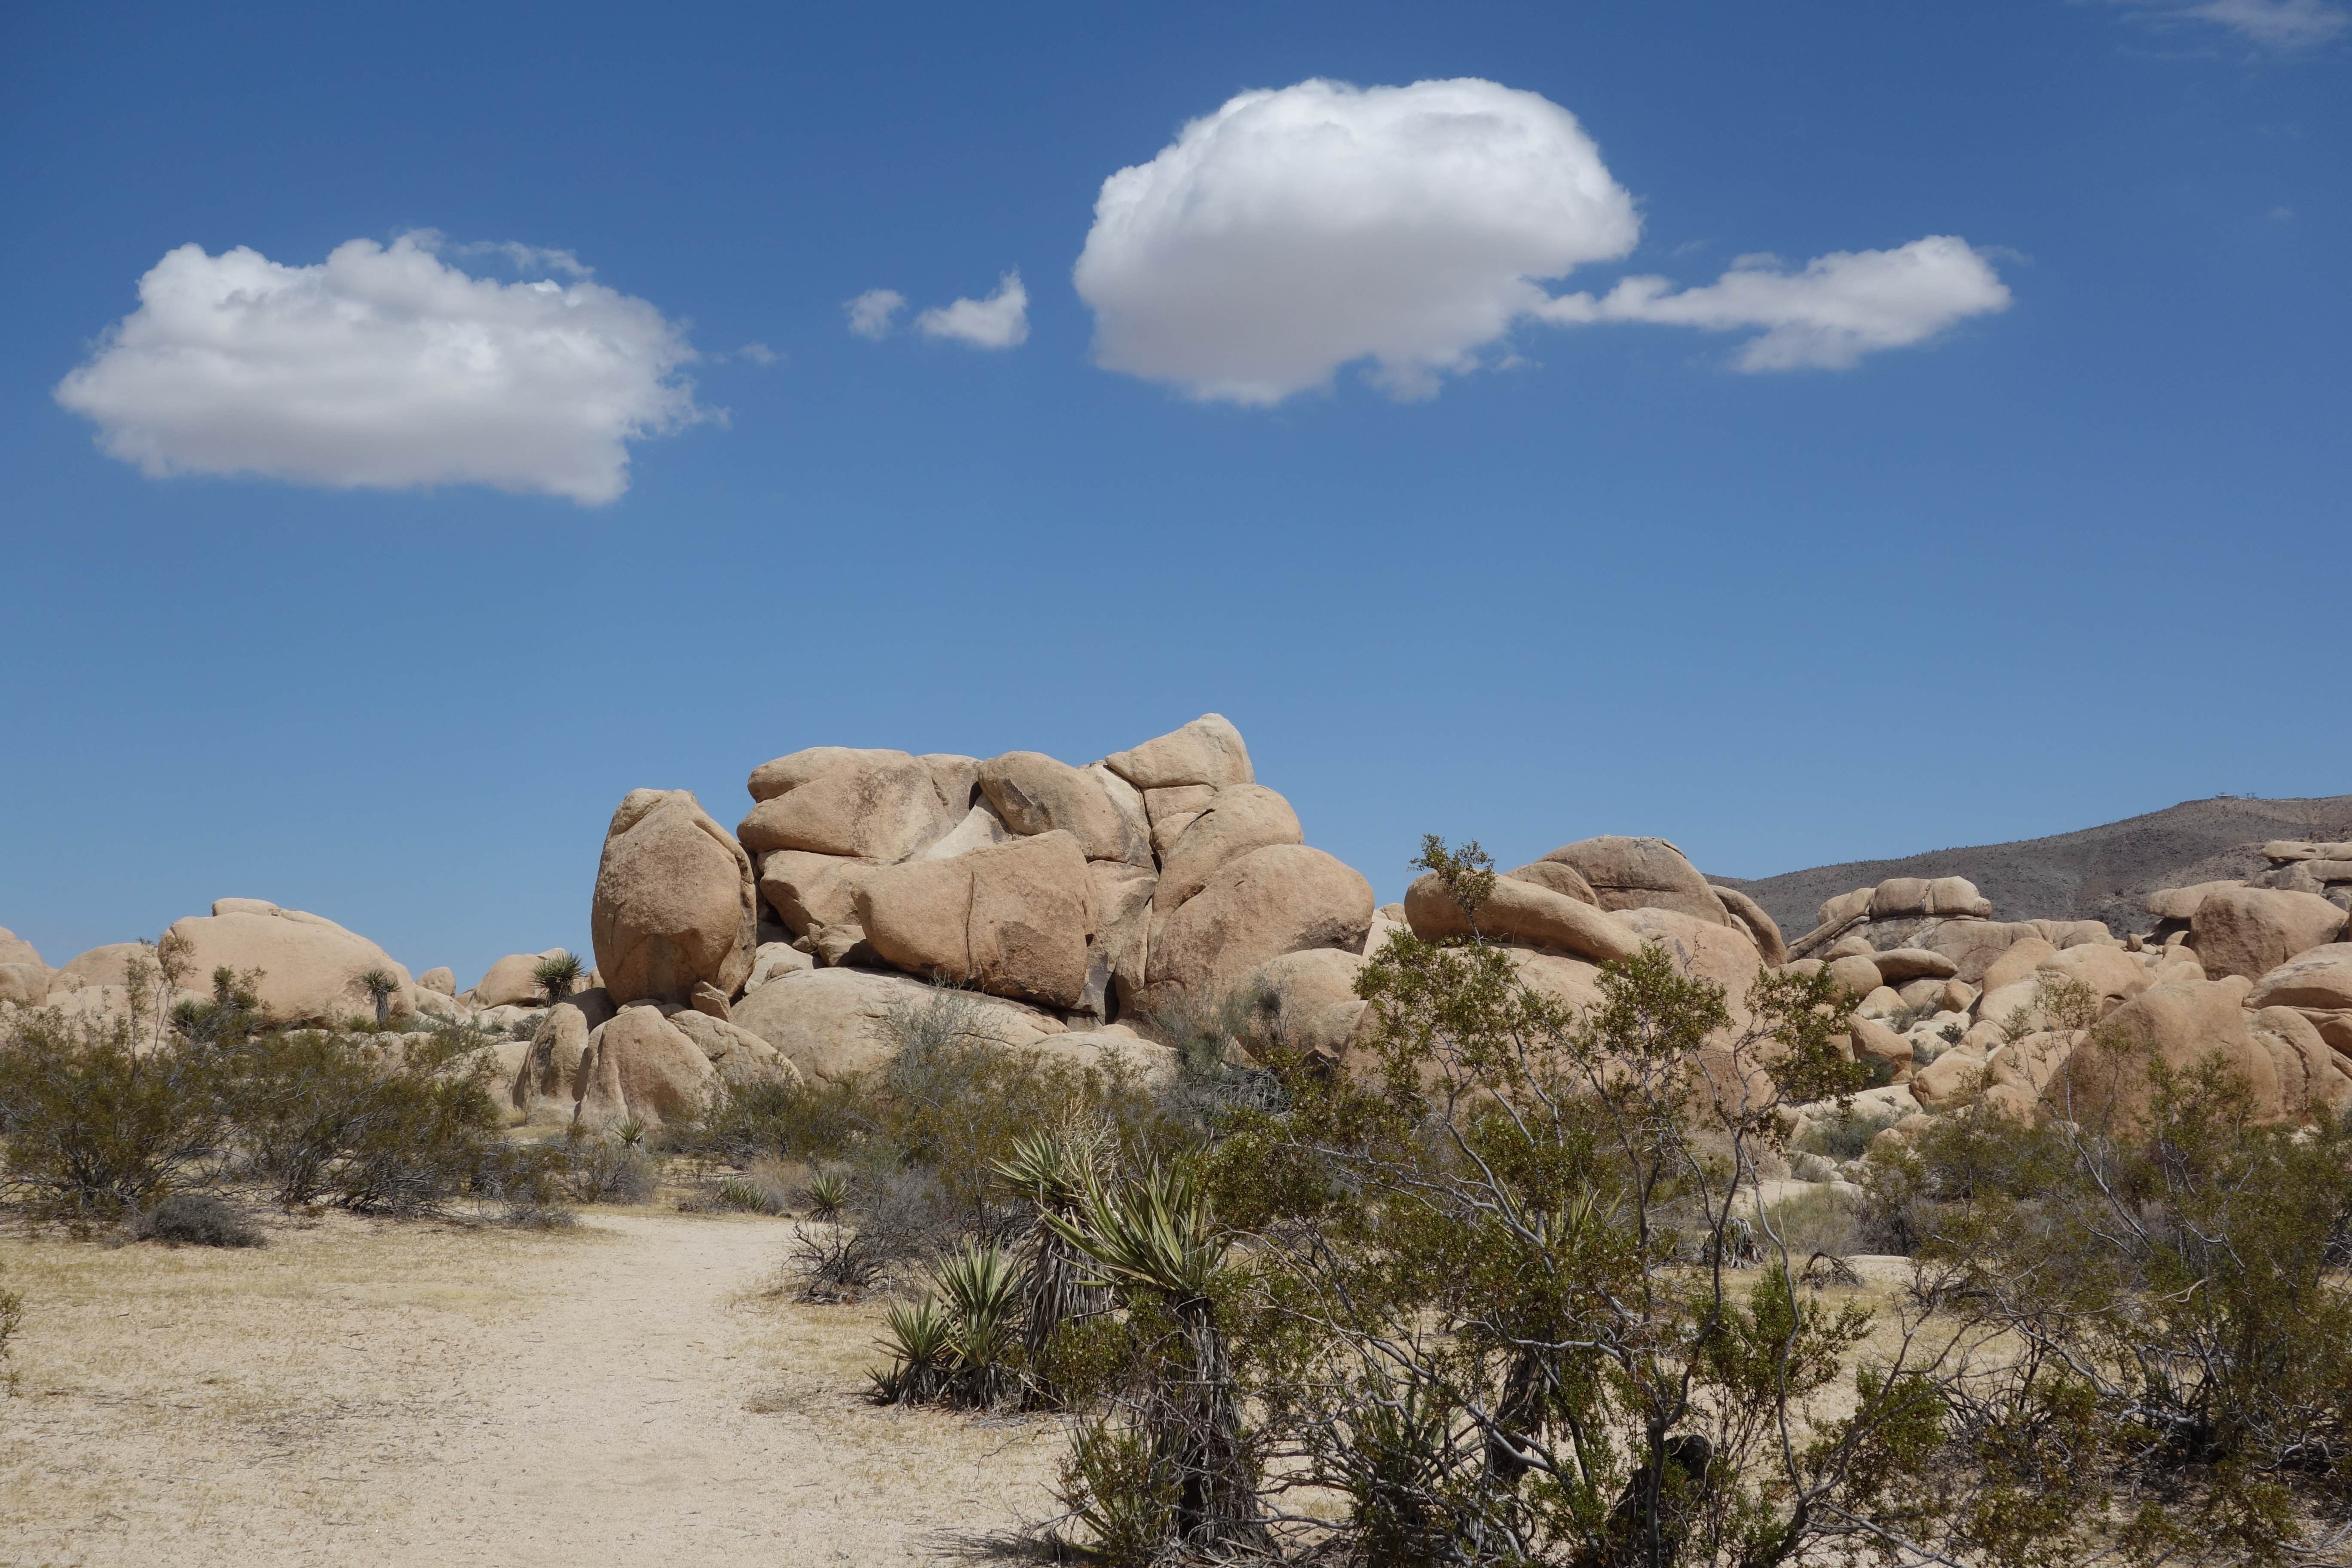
[358,969,399,1026]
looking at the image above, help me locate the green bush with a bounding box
[0,992,226,1228]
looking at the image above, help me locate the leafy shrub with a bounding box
[1758,1185,1861,1262]
[133,1192,265,1248]
[1795,1104,1904,1163]
[0,985,226,1228]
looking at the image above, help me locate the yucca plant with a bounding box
[870,1295,955,1404]
[533,951,586,1008]
[805,1168,851,1222]
[994,1129,1110,1390]
[1044,1164,1265,1555]
[933,1239,1025,1408]
[358,969,399,1026]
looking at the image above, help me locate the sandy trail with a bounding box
[0,1210,1063,1566]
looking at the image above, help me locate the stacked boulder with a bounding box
[1771,867,2352,1130]
[573,715,1377,1103]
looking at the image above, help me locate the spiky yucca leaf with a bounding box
[1044,1164,1228,1304]
[871,1295,955,1404]
[934,1239,1024,1388]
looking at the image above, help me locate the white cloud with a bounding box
[2108,0,2349,46]
[1538,237,2012,371]
[730,341,779,364]
[915,272,1029,349]
[1073,77,2004,403]
[1074,78,1640,404]
[54,233,701,505]
[845,288,906,339]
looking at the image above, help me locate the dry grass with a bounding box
[0,1205,1064,1566]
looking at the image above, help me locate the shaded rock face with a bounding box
[2191,887,2348,983]
[591,790,758,1007]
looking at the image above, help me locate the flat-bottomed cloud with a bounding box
[1074,77,2011,404]
[55,233,703,505]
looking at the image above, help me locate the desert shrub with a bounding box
[1795,1103,1905,1163]
[0,1266,20,1395]
[1758,1184,1862,1262]
[707,1174,790,1214]
[681,1075,870,1165]
[788,1222,888,1302]
[0,950,228,1227]
[556,1127,658,1205]
[220,1027,502,1215]
[132,1191,265,1248]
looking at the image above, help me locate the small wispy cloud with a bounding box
[845,288,906,340]
[915,272,1029,349]
[441,236,595,278]
[2106,0,2349,48]
[729,342,778,365]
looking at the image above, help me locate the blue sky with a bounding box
[3,1,2346,986]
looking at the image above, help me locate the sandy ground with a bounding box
[0,1209,1066,1567]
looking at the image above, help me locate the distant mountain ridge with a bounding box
[1712,794,2352,940]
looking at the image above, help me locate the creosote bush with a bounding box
[133,1191,265,1248]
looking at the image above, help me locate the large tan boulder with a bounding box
[2249,1006,2352,1118]
[1710,885,1787,965]
[2036,943,2150,1012]
[1848,1014,1913,1080]
[472,948,567,1009]
[736,753,949,862]
[1538,836,1727,923]
[1148,845,1373,1004]
[2058,977,2283,1123]
[0,965,50,1006]
[977,752,1151,866]
[1826,953,1885,1000]
[0,928,44,970]
[2145,881,2244,923]
[2191,887,2348,982]
[856,830,1097,1008]
[56,942,153,993]
[1497,949,1608,1017]
[1088,861,1157,1020]
[917,802,1014,862]
[1873,947,1960,982]
[1155,785,1304,911]
[1816,888,1875,932]
[2262,839,2352,864]
[1611,906,1765,1007]
[1144,785,1217,861]
[1980,937,2059,996]
[512,989,616,1120]
[1020,1029,1180,1085]
[162,904,417,1024]
[757,850,878,936]
[575,1005,718,1128]
[1914,920,2045,985]
[730,967,1065,1088]
[1870,878,1932,919]
[1403,872,1641,965]
[1924,876,1994,918]
[417,966,456,996]
[592,789,758,1006]
[1909,1048,1986,1109]
[1245,947,1369,1062]
[1507,860,1599,906]
[2250,944,2352,1011]
[668,1009,802,1090]
[747,745,913,803]
[1099,714,1253,792]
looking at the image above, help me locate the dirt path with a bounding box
[0,1210,1063,1566]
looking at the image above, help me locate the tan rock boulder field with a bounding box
[1540,836,1727,924]
[591,789,758,1006]
[732,967,1066,1087]
[856,830,1098,1008]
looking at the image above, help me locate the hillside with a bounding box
[1713,793,2352,938]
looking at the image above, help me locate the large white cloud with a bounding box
[55,233,703,505]
[1538,238,2012,371]
[1075,78,1640,404]
[1073,77,2010,403]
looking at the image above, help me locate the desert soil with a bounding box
[0,1209,1064,1566]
